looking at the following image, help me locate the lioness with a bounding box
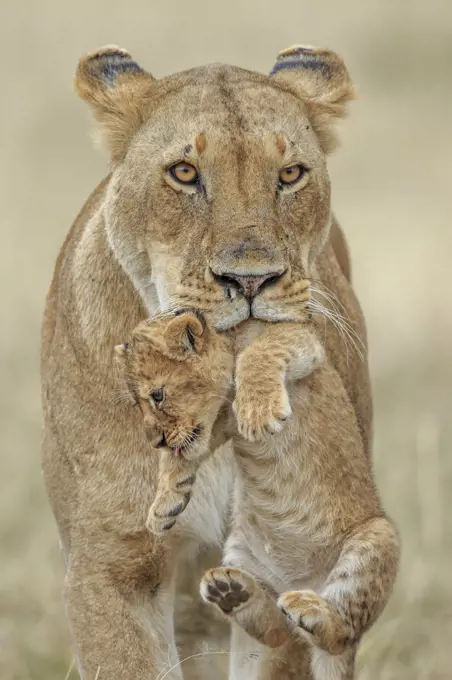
[116,310,398,680]
[41,44,374,679]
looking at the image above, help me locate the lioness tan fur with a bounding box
[41,44,376,679]
[118,310,399,680]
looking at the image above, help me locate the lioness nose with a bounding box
[214,271,283,298]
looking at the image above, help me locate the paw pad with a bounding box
[200,568,255,615]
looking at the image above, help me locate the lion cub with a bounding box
[114,309,233,533]
[116,310,399,680]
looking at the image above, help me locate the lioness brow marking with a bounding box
[275,135,286,156]
[195,133,207,154]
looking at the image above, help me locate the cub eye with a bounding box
[150,387,164,404]
[278,164,307,187]
[168,162,199,185]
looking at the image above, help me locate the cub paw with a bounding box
[233,381,292,441]
[200,567,256,615]
[277,590,348,655]
[146,482,193,535]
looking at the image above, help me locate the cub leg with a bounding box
[228,627,314,680]
[147,410,230,535]
[200,567,291,648]
[277,516,400,678]
[233,323,323,441]
[147,451,199,535]
[201,570,314,680]
[228,624,265,680]
[255,636,314,680]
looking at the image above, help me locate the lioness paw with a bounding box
[200,567,256,615]
[233,381,292,441]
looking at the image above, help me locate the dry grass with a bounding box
[1,0,451,678]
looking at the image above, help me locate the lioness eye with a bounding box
[151,387,164,404]
[278,164,306,187]
[169,162,199,185]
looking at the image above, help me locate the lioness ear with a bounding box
[75,46,154,163]
[270,45,356,154]
[164,312,206,358]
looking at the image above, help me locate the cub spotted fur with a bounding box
[117,310,399,680]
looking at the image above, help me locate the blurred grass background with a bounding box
[0,0,451,678]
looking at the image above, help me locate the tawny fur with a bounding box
[114,312,233,534]
[121,313,399,680]
[42,43,375,679]
[202,321,399,680]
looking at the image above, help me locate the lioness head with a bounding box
[76,45,355,330]
[115,311,233,459]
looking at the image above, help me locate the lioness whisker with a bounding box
[310,286,344,317]
[324,309,365,357]
[309,301,350,347]
[309,277,352,317]
[309,294,365,354]
[309,300,364,363]
[309,301,351,365]
[309,285,363,342]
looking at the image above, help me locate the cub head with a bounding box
[114,310,233,458]
[76,45,355,329]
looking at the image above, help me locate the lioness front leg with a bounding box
[64,535,183,680]
[233,323,323,441]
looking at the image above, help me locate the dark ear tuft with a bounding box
[271,46,333,78]
[185,326,196,351]
[76,46,144,91]
[174,308,206,328]
[270,45,356,154]
[74,46,154,163]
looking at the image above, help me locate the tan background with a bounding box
[1,0,451,678]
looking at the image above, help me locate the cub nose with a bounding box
[213,271,283,298]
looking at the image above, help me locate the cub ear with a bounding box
[164,311,206,358]
[270,45,356,154]
[74,46,154,163]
